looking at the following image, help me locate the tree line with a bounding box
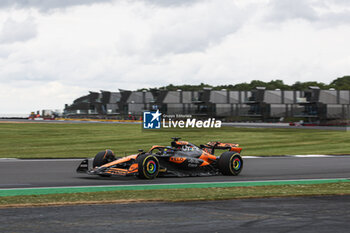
[139,76,350,91]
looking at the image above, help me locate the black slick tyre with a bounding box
[93,149,115,167]
[137,154,159,179]
[218,151,243,176]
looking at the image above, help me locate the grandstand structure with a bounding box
[64,87,350,122]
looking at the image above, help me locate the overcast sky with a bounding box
[1,0,350,114]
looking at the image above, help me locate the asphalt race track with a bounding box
[1,195,350,233]
[1,156,350,233]
[0,156,349,188]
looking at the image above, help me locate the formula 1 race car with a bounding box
[76,137,243,179]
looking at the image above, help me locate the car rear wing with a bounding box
[203,142,242,154]
[205,142,239,148]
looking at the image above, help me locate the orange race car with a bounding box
[77,137,243,179]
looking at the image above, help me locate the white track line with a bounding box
[292,155,334,157]
[0,158,83,162]
[243,155,350,158]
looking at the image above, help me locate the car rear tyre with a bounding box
[137,154,159,179]
[218,152,243,176]
[93,149,116,167]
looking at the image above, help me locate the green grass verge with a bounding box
[1,183,349,207]
[2,179,348,197]
[0,122,350,158]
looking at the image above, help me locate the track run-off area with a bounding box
[0,155,349,196]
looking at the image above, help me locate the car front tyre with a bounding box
[137,154,159,179]
[93,149,116,167]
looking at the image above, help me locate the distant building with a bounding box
[64,91,121,117]
[243,88,304,120]
[296,87,350,121]
[64,87,350,122]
